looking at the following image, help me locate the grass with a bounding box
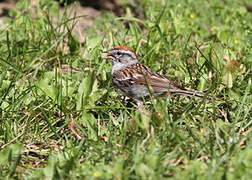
[0,0,251,179]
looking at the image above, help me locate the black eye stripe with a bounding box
[114,50,137,60]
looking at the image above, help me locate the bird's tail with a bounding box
[170,89,210,99]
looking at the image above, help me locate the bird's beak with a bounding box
[103,50,114,61]
[105,55,114,60]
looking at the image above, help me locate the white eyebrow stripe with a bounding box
[113,49,137,59]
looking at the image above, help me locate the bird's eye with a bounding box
[116,52,121,56]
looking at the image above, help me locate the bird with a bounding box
[103,46,208,107]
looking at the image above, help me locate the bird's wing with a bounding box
[114,63,179,94]
[114,63,208,98]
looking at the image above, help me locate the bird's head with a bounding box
[103,46,138,65]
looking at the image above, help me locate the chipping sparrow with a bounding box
[103,46,208,107]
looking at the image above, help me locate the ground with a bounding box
[0,0,251,179]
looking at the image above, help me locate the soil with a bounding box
[0,0,121,41]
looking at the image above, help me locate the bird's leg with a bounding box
[136,100,145,111]
[136,100,154,149]
[136,100,151,117]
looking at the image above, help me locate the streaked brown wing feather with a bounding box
[134,74,174,93]
[114,63,179,94]
[113,63,207,99]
